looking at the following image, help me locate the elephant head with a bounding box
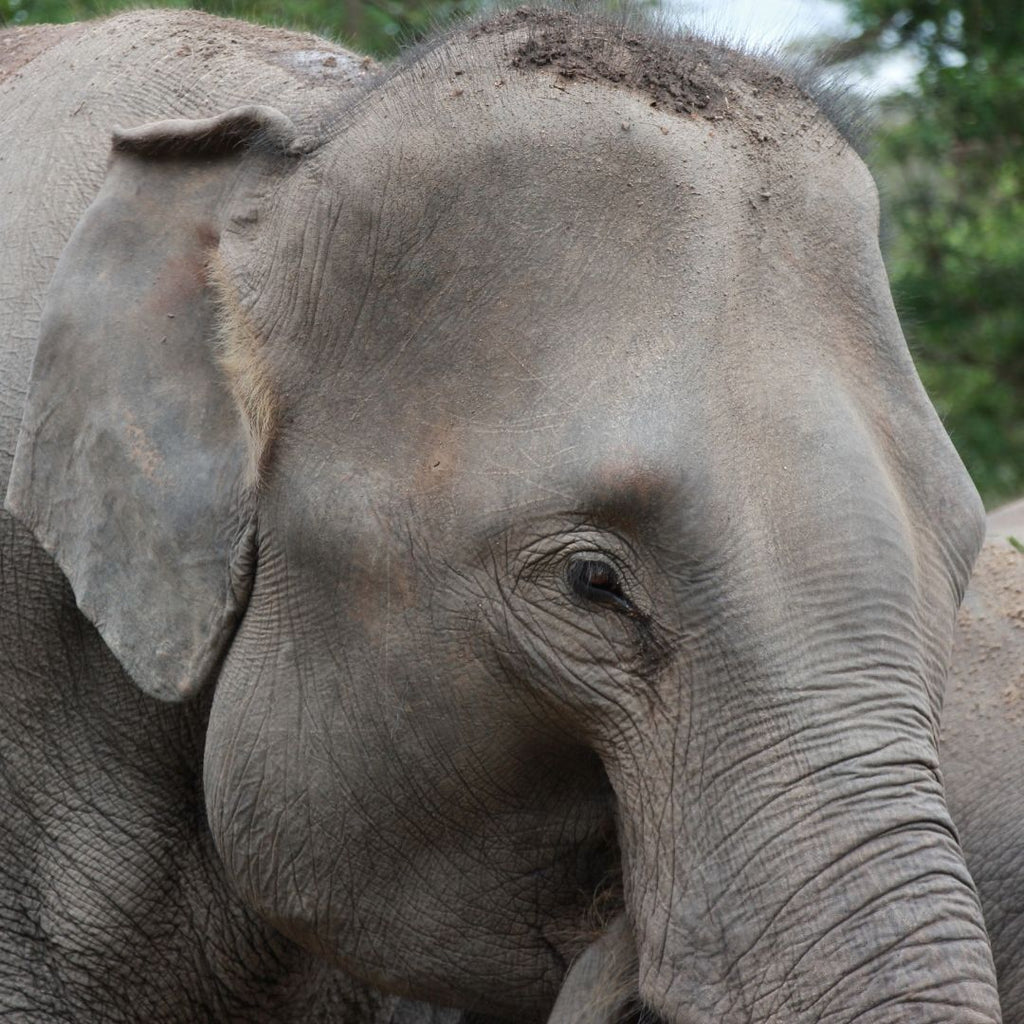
[5,10,1000,1023]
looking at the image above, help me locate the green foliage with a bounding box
[0,0,480,55]
[840,0,1024,505]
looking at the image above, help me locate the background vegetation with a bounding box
[829,0,1024,505]
[2,0,1020,505]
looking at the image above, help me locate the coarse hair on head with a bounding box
[312,2,871,158]
[209,250,279,489]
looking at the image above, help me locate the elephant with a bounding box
[0,14,455,1023]
[941,501,1024,1021]
[0,6,1006,1023]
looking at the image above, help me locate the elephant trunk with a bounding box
[606,715,1002,1024]
[549,812,1000,1024]
[581,399,1002,1021]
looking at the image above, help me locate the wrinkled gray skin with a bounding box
[0,8,1004,1023]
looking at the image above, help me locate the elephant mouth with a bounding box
[546,985,666,1024]
[622,1001,667,1024]
[546,913,663,1024]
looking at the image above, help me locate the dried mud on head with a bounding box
[473,7,809,124]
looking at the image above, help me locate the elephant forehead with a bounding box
[311,80,878,282]
[246,52,883,387]
[247,39,912,548]
[270,109,886,433]
[282,363,890,564]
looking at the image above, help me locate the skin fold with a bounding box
[0,7,1012,1023]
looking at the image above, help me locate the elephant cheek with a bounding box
[202,662,278,914]
[201,639,324,936]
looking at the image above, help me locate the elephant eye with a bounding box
[567,558,635,614]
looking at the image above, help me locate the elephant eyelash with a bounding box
[510,528,660,638]
[566,557,637,615]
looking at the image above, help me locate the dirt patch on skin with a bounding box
[0,23,88,86]
[473,7,803,122]
[949,539,1024,726]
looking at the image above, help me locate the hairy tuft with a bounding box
[550,912,640,1024]
[314,3,871,162]
[209,251,278,488]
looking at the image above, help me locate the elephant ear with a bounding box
[5,106,300,702]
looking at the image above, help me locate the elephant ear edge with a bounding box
[5,106,299,702]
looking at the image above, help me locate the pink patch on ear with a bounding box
[196,222,221,251]
[144,250,207,318]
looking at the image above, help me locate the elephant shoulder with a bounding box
[941,531,1024,818]
[81,8,379,106]
[2,10,376,128]
[945,530,1024,1024]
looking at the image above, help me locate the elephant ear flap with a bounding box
[5,106,299,702]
